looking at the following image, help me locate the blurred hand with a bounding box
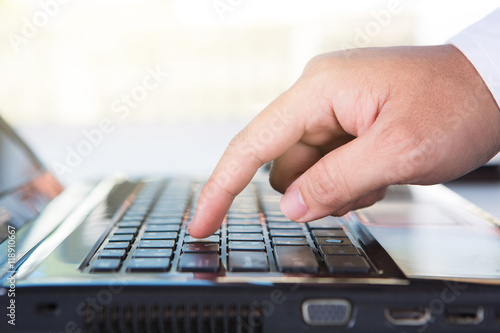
[188,45,500,238]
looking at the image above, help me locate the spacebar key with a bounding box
[274,246,319,274]
[178,253,220,272]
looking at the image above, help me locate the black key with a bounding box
[99,249,126,259]
[316,237,353,246]
[129,203,151,209]
[153,204,186,211]
[123,211,147,219]
[113,228,138,235]
[109,234,134,242]
[153,202,186,209]
[324,256,370,274]
[273,237,308,246]
[269,229,304,237]
[226,213,260,219]
[182,243,219,253]
[133,248,173,258]
[142,232,178,240]
[147,217,182,225]
[320,245,360,256]
[267,223,301,230]
[121,215,145,222]
[307,218,343,229]
[127,258,171,272]
[186,229,220,236]
[104,241,131,250]
[261,204,281,211]
[227,226,262,233]
[118,221,142,228]
[178,253,220,272]
[145,224,179,232]
[125,211,148,218]
[311,229,346,237]
[228,233,263,241]
[90,259,121,272]
[226,219,261,225]
[150,208,185,215]
[266,216,293,223]
[228,241,265,251]
[264,211,285,217]
[137,240,175,248]
[184,235,220,243]
[274,246,319,274]
[149,212,184,219]
[228,251,269,272]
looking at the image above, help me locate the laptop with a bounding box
[0,114,499,333]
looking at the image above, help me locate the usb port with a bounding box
[385,308,431,326]
[445,306,484,325]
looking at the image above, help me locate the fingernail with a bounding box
[280,188,307,221]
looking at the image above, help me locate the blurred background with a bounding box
[0,0,499,184]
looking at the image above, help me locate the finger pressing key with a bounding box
[188,91,309,238]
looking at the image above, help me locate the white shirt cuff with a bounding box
[448,8,500,108]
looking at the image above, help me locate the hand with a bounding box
[188,45,500,238]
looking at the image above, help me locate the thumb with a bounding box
[280,130,391,221]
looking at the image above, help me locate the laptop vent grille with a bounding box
[83,303,263,333]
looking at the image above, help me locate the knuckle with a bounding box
[303,53,337,76]
[305,159,350,210]
[333,206,351,217]
[304,54,328,71]
[363,193,381,208]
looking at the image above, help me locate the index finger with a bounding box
[188,91,307,238]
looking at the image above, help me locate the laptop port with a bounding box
[302,299,352,326]
[35,302,60,315]
[445,306,484,325]
[385,307,431,326]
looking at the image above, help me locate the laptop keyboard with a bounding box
[87,179,374,276]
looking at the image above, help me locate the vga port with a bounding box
[302,299,352,326]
